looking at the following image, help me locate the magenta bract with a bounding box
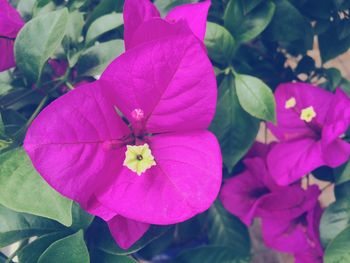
[220,142,324,258]
[221,143,318,225]
[0,0,24,72]
[261,186,322,254]
[267,83,350,185]
[123,0,210,50]
[24,15,221,248]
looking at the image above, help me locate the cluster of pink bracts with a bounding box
[222,84,350,262]
[2,0,350,261]
[24,0,222,250]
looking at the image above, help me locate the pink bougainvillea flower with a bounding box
[221,143,317,226]
[261,185,322,254]
[294,203,324,263]
[123,0,211,50]
[220,155,276,225]
[267,83,350,185]
[24,21,221,248]
[295,249,323,263]
[48,59,68,77]
[48,59,89,93]
[0,0,24,72]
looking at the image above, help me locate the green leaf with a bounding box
[63,11,85,67]
[17,232,69,263]
[90,219,170,255]
[337,19,350,40]
[335,160,350,185]
[70,202,94,231]
[35,0,51,9]
[138,227,174,260]
[324,225,350,263]
[0,205,63,248]
[324,68,343,92]
[333,0,350,10]
[264,0,312,42]
[208,202,250,256]
[15,8,69,83]
[320,198,350,247]
[175,215,205,243]
[174,246,250,263]
[1,109,26,135]
[235,73,276,122]
[85,0,124,29]
[319,26,350,63]
[210,73,259,171]
[224,0,275,42]
[0,88,44,111]
[66,11,85,44]
[205,22,236,65]
[295,55,316,74]
[312,166,335,182]
[0,148,73,226]
[339,79,350,96]
[91,250,138,263]
[154,0,196,16]
[17,0,36,19]
[0,113,5,137]
[0,252,6,262]
[67,0,87,11]
[0,83,12,97]
[76,40,124,77]
[86,13,123,45]
[38,230,90,263]
[241,0,263,13]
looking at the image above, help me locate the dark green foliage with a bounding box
[2,0,350,262]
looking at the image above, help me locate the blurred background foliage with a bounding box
[1,0,350,262]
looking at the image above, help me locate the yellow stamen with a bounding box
[300,106,316,122]
[285,97,296,109]
[123,144,156,176]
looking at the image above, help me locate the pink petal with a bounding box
[306,203,324,256]
[262,216,310,253]
[257,185,320,220]
[100,31,216,133]
[0,38,15,72]
[126,18,194,51]
[108,215,150,249]
[244,157,277,191]
[261,186,320,254]
[267,139,324,185]
[246,142,274,159]
[24,82,131,219]
[322,138,350,167]
[220,168,267,226]
[321,88,350,168]
[268,82,332,141]
[0,0,24,38]
[165,0,211,41]
[294,204,323,262]
[294,249,323,263]
[322,88,350,143]
[97,131,222,224]
[123,0,160,50]
[221,156,320,225]
[85,197,117,221]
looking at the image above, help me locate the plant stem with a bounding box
[26,96,49,127]
[12,96,48,143]
[322,183,333,192]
